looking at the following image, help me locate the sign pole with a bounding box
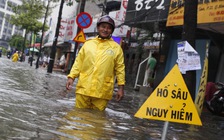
[161,121,169,140]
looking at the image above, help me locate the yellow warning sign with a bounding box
[135,64,202,126]
[73,30,86,43]
[195,42,209,116]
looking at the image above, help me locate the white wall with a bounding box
[46,1,79,43]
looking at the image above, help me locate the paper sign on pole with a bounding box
[176,41,201,74]
[135,64,202,126]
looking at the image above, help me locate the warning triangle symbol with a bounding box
[135,64,202,126]
[73,30,86,43]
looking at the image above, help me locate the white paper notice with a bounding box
[177,41,201,74]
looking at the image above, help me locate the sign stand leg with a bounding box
[161,121,169,140]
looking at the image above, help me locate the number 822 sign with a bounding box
[134,0,165,11]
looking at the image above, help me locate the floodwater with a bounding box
[0,56,224,140]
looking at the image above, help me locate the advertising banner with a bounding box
[166,0,224,26]
[58,18,68,42]
[64,17,76,42]
[112,0,130,37]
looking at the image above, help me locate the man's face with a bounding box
[97,23,113,39]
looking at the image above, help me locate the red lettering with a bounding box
[214,16,224,21]
[67,31,73,36]
[216,10,224,15]
[66,26,72,30]
[59,32,64,37]
[60,25,65,29]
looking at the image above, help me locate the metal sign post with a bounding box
[161,121,169,140]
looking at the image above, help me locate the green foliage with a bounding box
[0,47,7,55]
[8,35,29,50]
[67,0,74,6]
[8,0,48,33]
[1,47,7,55]
[35,35,41,43]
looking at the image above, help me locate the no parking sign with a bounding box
[73,12,92,43]
[76,12,92,29]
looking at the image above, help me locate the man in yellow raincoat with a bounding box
[12,51,19,62]
[66,15,125,111]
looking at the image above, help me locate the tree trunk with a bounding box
[47,0,64,73]
[36,0,50,69]
[30,32,35,67]
[182,0,198,101]
[20,30,27,62]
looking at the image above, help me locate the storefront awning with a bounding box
[29,43,40,48]
[43,41,70,48]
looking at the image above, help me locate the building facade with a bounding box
[42,0,123,72]
[0,0,24,49]
[124,0,224,97]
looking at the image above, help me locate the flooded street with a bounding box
[0,56,224,140]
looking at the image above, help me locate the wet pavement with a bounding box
[0,56,224,140]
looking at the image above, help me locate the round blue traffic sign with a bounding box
[76,12,92,29]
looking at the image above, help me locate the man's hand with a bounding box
[66,77,74,90]
[116,85,124,101]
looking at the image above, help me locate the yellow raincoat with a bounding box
[68,36,125,100]
[12,52,19,62]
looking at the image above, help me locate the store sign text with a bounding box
[135,0,165,11]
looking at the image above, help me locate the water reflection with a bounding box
[55,93,167,140]
[56,107,162,140]
[57,109,110,140]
